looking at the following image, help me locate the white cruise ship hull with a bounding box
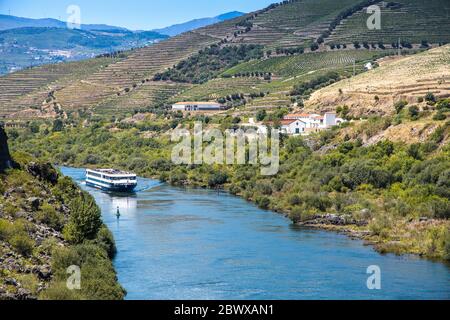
[86,169,138,193]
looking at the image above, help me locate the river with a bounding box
[61,167,450,300]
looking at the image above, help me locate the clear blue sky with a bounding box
[0,0,275,30]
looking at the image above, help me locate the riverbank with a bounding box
[60,166,450,299]
[297,215,450,262]
[168,180,450,263]
[0,153,125,300]
[7,118,450,263]
[56,162,450,263]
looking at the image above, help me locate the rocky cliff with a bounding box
[0,125,13,172]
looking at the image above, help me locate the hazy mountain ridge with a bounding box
[0,14,128,31]
[0,11,246,74]
[0,26,167,75]
[153,11,245,36]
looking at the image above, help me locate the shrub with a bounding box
[288,195,301,206]
[433,112,447,121]
[273,178,285,191]
[36,203,65,231]
[394,100,408,114]
[257,183,273,195]
[229,184,241,195]
[428,196,450,219]
[256,196,270,209]
[169,171,187,185]
[52,119,63,132]
[444,230,450,261]
[256,110,267,122]
[369,212,392,237]
[425,92,436,103]
[0,218,12,240]
[93,225,117,258]
[10,233,34,256]
[63,193,102,244]
[436,99,450,111]
[408,105,420,120]
[208,172,228,187]
[44,244,125,300]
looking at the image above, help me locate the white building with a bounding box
[172,101,223,111]
[280,119,307,135]
[281,112,343,135]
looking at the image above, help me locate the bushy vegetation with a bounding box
[42,186,124,300]
[153,44,264,84]
[290,71,341,96]
[8,113,450,261]
[0,219,34,256]
[63,192,102,244]
[0,154,124,300]
[41,242,124,300]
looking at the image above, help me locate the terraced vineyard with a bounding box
[174,48,390,109]
[223,50,389,78]
[240,0,360,48]
[173,77,266,102]
[53,32,217,111]
[2,0,450,119]
[308,44,450,115]
[0,57,121,117]
[0,32,218,117]
[94,81,193,115]
[327,0,450,45]
[195,0,361,48]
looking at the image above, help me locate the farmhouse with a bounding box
[281,112,344,135]
[280,119,307,135]
[172,101,223,111]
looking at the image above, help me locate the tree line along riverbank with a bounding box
[7,112,450,262]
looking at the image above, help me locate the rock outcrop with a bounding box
[0,124,13,172]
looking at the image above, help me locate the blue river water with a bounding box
[60,167,450,300]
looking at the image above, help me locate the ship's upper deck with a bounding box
[87,168,137,178]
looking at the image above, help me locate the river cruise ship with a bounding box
[86,169,137,192]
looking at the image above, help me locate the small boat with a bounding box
[86,168,137,192]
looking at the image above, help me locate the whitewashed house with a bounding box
[172,101,222,111]
[281,112,343,135]
[280,119,308,135]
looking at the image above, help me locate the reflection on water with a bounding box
[60,167,450,300]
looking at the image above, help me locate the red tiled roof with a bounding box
[284,113,311,118]
[280,119,306,125]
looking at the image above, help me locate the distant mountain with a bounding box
[0,11,245,75]
[0,14,128,32]
[0,26,167,75]
[153,11,245,36]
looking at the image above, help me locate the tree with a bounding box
[256,109,267,122]
[408,105,420,120]
[310,43,319,51]
[208,172,228,187]
[394,100,408,114]
[425,92,436,103]
[29,121,40,133]
[52,119,64,132]
[64,193,102,244]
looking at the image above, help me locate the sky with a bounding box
[0,0,276,30]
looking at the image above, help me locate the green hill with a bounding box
[326,0,450,45]
[1,0,449,119]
